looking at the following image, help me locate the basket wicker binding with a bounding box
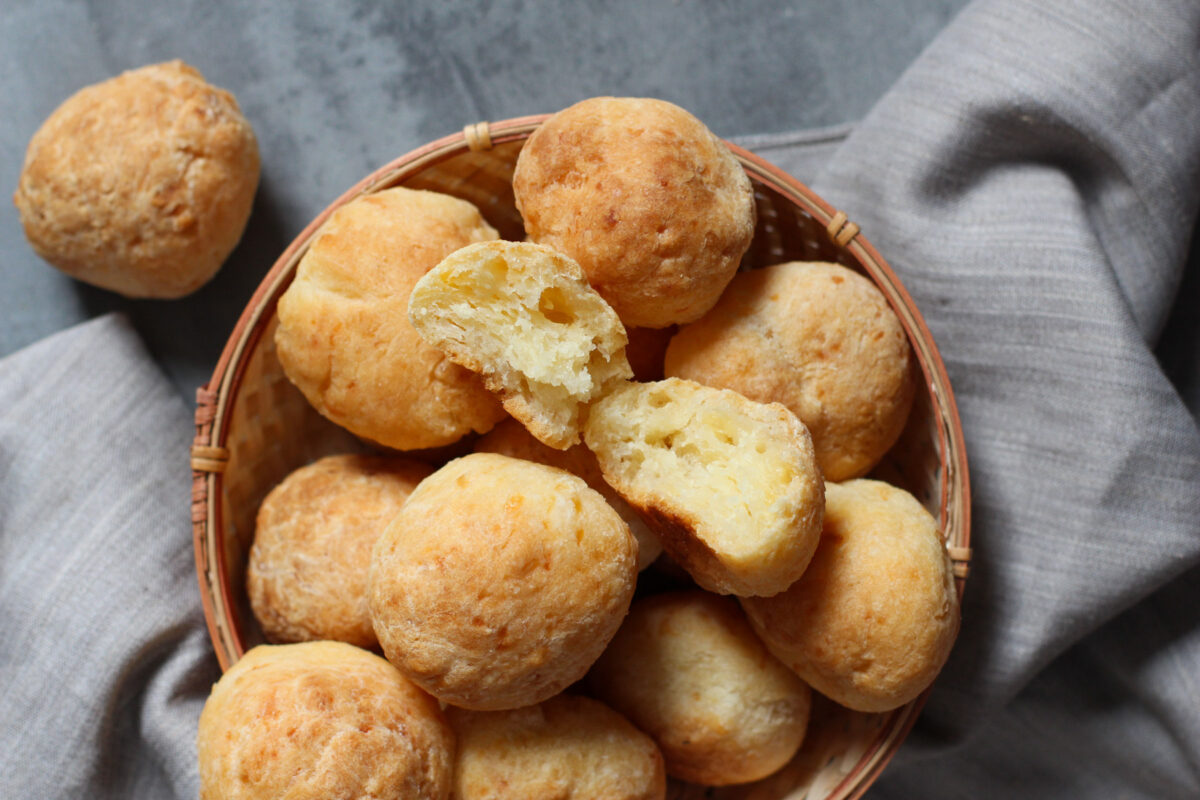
[190,115,971,800]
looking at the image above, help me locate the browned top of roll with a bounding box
[513,96,754,329]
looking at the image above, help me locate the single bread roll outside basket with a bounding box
[191,114,972,800]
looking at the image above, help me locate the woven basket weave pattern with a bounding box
[191,117,971,800]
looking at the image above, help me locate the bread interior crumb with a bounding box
[599,385,802,558]
[411,243,632,446]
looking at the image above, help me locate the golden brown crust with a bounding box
[740,479,960,713]
[631,502,726,590]
[196,641,454,800]
[474,418,662,570]
[368,453,638,710]
[588,592,811,786]
[14,60,259,298]
[665,261,916,481]
[246,453,433,648]
[512,97,754,329]
[274,188,506,450]
[447,694,666,800]
[584,378,824,597]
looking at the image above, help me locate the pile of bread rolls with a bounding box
[196,97,960,800]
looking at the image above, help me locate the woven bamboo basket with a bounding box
[191,114,971,800]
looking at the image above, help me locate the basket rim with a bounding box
[190,114,972,800]
[722,138,972,569]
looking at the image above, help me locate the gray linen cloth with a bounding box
[0,316,215,799]
[808,0,1200,796]
[2,0,1199,797]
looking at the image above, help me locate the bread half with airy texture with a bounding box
[584,378,824,597]
[409,240,632,449]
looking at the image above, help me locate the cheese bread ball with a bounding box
[474,418,662,570]
[409,240,632,449]
[513,97,755,329]
[588,592,812,786]
[665,261,916,481]
[246,453,433,648]
[447,694,665,800]
[14,60,260,298]
[740,479,959,713]
[584,378,824,597]
[275,188,505,450]
[369,453,637,710]
[196,641,453,800]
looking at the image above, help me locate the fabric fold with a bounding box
[811,0,1200,795]
[0,314,215,800]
